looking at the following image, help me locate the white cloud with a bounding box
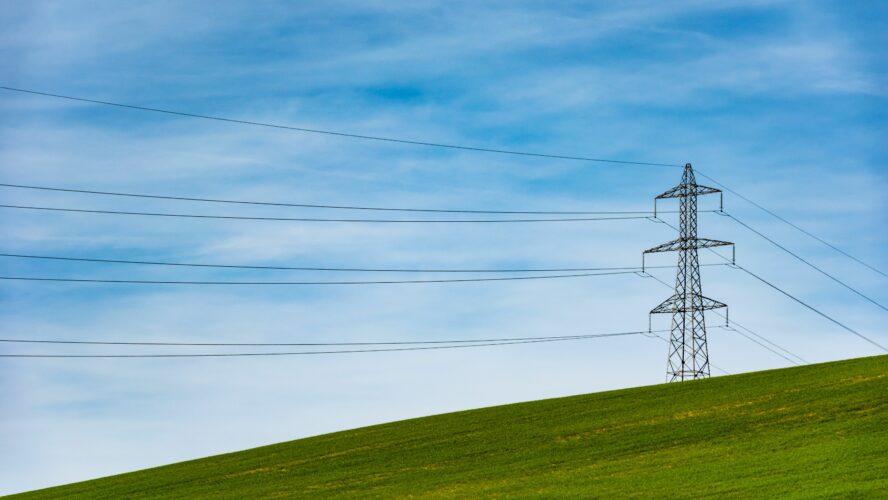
[1,0,886,494]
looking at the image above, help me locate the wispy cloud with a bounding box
[1,0,886,494]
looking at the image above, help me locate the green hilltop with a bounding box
[11,355,887,499]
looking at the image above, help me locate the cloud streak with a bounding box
[1,0,886,494]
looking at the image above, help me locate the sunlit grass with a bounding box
[12,355,886,499]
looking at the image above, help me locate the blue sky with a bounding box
[1,0,886,494]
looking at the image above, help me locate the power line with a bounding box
[0,183,681,216]
[0,269,640,285]
[5,87,879,354]
[720,318,807,365]
[0,329,657,358]
[644,272,804,365]
[695,169,888,279]
[0,86,680,168]
[4,89,877,374]
[642,271,805,366]
[0,330,661,347]
[656,217,886,352]
[3,87,877,279]
[0,252,728,274]
[0,204,652,223]
[725,212,887,312]
[735,265,887,352]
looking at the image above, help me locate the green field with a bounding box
[11,355,887,499]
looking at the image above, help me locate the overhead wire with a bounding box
[643,272,806,365]
[656,218,887,353]
[0,252,727,274]
[725,212,887,312]
[718,314,808,365]
[0,329,660,358]
[0,269,640,285]
[0,183,680,215]
[0,330,660,347]
[3,86,882,359]
[0,86,680,168]
[1,86,880,280]
[0,204,652,223]
[695,168,888,279]
[735,266,886,352]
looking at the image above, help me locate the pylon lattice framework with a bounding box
[644,163,734,382]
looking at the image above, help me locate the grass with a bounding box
[10,355,887,499]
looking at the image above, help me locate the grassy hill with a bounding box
[11,355,887,499]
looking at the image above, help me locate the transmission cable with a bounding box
[2,87,877,278]
[0,252,727,274]
[0,330,656,347]
[0,204,651,223]
[0,269,639,285]
[735,265,886,352]
[656,218,885,352]
[0,329,657,358]
[0,86,679,168]
[0,183,678,216]
[644,271,804,365]
[714,313,807,365]
[725,212,887,312]
[644,272,805,365]
[695,168,887,279]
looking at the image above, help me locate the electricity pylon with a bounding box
[644,163,733,382]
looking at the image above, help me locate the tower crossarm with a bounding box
[643,163,729,382]
[652,163,724,216]
[655,183,721,200]
[644,237,733,254]
[650,293,727,314]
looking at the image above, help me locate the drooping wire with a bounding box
[725,212,887,312]
[0,86,681,168]
[720,315,808,365]
[0,269,639,285]
[735,266,886,352]
[0,253,727,274]
[695,168,888,279]
[0,329,658,358]
[0,183,678,216]
[2,86,878,280]
[657,218,886,353]
[0,330,663,347]
[644,272,806,365]
[0,204,652,223]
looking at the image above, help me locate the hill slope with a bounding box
[12,355,887,499]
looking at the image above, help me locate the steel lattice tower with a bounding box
[644,163,733,382]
